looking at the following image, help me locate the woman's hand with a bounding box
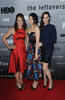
[36,42,42,48]
[9,45,16,49]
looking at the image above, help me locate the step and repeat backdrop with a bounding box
[0,0,65,79]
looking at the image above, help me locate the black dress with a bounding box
[40,24,56,64]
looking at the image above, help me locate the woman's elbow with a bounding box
[2,36,5,42]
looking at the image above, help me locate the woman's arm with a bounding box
[25,29,29,50]
[35,26,40,60]
[2,28,16,49]
[36,42,42,48]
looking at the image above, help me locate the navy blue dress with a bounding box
[26,32,42,80]
[40,24,56,64]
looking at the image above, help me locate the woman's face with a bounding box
[29,16,34,26]
[17,17,23,27]
[43,14,50,25]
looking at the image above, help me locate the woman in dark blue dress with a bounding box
[26,13,42,89]
[37,11,56,90]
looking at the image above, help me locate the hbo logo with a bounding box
[1,7,15,14]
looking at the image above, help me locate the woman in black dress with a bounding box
[37,11,56,90]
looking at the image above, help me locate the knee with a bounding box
[43,66,46,71]
[43,64,48,71]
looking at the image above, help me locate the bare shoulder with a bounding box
[9,27,14,31]
[10,27,15,35]
[6,27,15,35]
[35,26,40,34]
[8,27,15,32]
[35,25,40,31]
[27,27,31,32]
[25,27,30,34]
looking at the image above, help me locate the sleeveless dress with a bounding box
[9,29,26,73]
[26,32,42,80]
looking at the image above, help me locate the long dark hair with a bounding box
[29,13,39,25]
[14,13,27,31]
[40,11,51,30]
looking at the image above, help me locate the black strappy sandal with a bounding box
[16,82,24,90]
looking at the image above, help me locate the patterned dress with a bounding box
[26,32,42,80]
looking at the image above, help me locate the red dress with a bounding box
[9,29,26,73]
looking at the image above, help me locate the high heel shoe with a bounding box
[43,79,48,88]
[31,82,39,90]
[30,85,33,88]
[19,79,25,88]
[31,86,37,90]
[31,84,39,90]
[16,83,24,90]
[21,84,25,88]
[48,81,54,90]
[43,85,47,87]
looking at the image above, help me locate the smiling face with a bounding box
[29,16,34,26]
[43,14,50,25]
[17,17,23,28]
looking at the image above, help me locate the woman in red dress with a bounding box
[2,13,27,90]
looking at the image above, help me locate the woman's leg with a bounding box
[15,72,22,88]
[15,72,19,83]
[19,72,23,84]
[43,71,47,86]
[43,62,53,88]
[31,72,39,89]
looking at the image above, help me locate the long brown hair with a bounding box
[40,11,51,30]
[14,13,27,31]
